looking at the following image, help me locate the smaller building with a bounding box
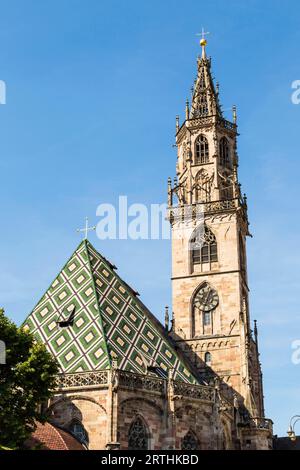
[24,422,85,450]
[273,435,300,450]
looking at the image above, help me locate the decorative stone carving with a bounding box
[173,381,214,402]
[181,430,200,450]
[194,169,214,202]
[167,198,240,224]
[118,370,165,393]
[247,418,273,431]
[55,371,108,390]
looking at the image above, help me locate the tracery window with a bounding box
[181,430,200,450]
[220,183,234,200]
[128,417,149,450]
[195,135,209,164]
[190,225,218,266]
[219,137,230,167]
[195,169,212,202]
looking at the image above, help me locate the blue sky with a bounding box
[0,0,300,436]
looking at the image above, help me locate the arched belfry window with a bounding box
[181,430,200,450]
[190,225,218,266]
[69,420,89,446]
[128,417,149,450]
[220,181,234,200]
[239,232,246,273]
[219,137,230,167]
[205,351,212,364]
[195,169,212,202]
[195,135,209,164]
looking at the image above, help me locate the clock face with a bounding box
[194,284,219,312]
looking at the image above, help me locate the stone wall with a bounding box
[48,389,108,449]
[46,371,271,450]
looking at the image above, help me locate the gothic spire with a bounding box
[190,38,222,119]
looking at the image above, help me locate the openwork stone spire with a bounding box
[190,39,222,119]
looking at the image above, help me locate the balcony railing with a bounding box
[118,370,165,394]
[54,369,215,404]
[176,115,237,140]
[167,198,241,223]
[55,370,109,390]
[248,417,273,432]
[238,417,273,432]
[173,380,215,402]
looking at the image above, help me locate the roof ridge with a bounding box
[83,240,112,369]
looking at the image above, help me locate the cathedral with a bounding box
[23,38,273,450]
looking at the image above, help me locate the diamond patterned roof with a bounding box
[23,240,199,384]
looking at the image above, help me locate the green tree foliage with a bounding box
[0,309,58,448]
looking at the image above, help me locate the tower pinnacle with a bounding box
[190,30,222,120]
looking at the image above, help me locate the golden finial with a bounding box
[196,28,210,58]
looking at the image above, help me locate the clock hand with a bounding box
[203,287,211,307]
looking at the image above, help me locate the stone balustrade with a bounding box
[172,380,215,402]
[54,369,215,404]
[55,370,109,390]
[117,370,165,394]
[248,417,273,432]
[167,198,240,223]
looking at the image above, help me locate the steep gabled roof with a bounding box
[23,240,199,384]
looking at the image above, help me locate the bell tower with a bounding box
[167,37,265,418]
